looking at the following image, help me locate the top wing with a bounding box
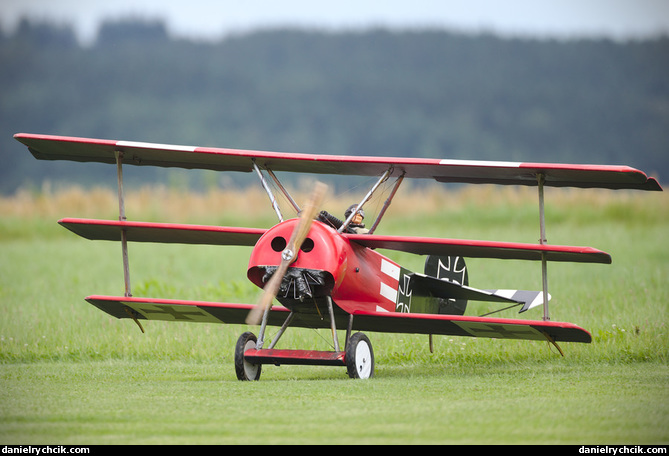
[15,133,662,191]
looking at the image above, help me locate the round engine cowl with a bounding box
[247,219,349,295]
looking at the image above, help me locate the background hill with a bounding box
[1,18,667,193]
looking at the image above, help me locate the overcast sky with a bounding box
[2,0,669,43]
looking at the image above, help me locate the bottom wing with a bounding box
[350,310,591,343]
[86,295,290,326]
[87,295,590,343]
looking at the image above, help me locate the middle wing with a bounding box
[59,218,266,246]
[59,218,610,264]
[345,233,612,264]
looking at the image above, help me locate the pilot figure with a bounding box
[318,204,370,234]
[344,204,369,234]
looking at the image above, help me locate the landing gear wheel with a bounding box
[234,332,262,381]
[346,332,374,379]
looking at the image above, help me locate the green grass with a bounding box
[1,187,668,444]
[1,360,665,444]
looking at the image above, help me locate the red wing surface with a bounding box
[87,296,590,343]
[15,133,661,191]
[59,218,265,246]
[87,295,348,331]
[351,310,592,343]
[87,296,288,326]
[345,234,612,264]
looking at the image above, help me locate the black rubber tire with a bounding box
[345,332,374,379]
[234,331,262,381]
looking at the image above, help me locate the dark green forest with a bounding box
[1,18,667,193]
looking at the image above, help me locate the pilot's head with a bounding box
[345,204,365,226]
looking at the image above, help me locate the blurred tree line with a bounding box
[1,18,667,193]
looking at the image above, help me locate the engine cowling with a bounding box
[247,220,347,302]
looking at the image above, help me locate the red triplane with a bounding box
[15,133,661,380]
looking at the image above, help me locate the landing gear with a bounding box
[235,297,374,380]
[346,332,374,379]
[234,331,262,381]
[233,328,375,380]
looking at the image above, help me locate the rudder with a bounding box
[424,255,468,315]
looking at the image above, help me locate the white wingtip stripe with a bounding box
[116,140,197,152]
[439,159,522,168]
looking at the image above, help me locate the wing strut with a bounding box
[115,150,132,298]
[538,173,550,321]
[338,167,392,233]
[253,162,303,220]
[369,172,405,234]
[267,169,301,214]
[253,161,284,222]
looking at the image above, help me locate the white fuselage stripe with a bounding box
[380,259,400,281]
[380,282,398,304]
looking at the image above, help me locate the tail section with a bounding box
[482,289,550,313]
[421,255,549,315]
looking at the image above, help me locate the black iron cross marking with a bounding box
[139,305,206,321]
[475,324,533,338]
[456,322,542,340]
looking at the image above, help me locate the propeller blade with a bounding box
[246,182,328,325]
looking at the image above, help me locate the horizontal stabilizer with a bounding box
[410,273,523,304]
[411,274,549,311]
[59,218,265,246]
[483,289,550,312]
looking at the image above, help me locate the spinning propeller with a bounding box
[246,182,328,325]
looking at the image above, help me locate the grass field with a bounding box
[1,184,667,444]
